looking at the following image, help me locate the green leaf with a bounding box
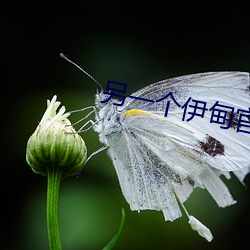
[102,208,125,250]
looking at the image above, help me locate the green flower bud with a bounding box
[26,95,87,178]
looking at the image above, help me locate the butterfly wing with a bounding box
[106,119,182,221]
[101,72,250,221]
[95,72,250,221]
[123,71,249,113]
[122,72,250,173]
[108,110,237,220]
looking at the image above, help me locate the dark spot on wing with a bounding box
[226,111,239,129]
[186,177,195,186]
[199,135,225,157]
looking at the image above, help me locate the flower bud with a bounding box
[26,95,87,178]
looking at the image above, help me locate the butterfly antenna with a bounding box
[60,53,103,91]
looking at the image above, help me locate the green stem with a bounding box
[47,165,63,250]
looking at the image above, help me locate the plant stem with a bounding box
[47,165,63,250]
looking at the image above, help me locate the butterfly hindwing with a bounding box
[107,121,182,221]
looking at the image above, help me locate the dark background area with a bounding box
[2,1,250,250]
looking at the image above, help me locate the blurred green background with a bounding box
[2,1,250,250]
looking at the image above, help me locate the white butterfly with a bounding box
[60,53,250,242]
[89,72,250,241]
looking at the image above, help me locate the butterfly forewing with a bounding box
[120,72,250,173]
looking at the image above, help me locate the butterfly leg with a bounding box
[85,145,108,165]
[77,119,99,132]
[70,106,96,125]
[77,145,108,176]
[68,106,100,132]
